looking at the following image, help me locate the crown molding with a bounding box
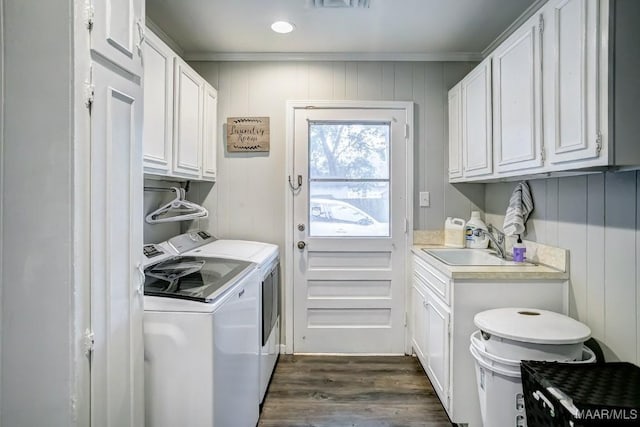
[183,51,483,62]
[145,18,185,57]
[481,0,548,58]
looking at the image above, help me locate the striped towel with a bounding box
[503,181,534,236]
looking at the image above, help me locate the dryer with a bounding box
[185,239,280,403]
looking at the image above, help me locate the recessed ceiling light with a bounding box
[271,21,295,34]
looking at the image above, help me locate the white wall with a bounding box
[189,61,485,250]
[1,1,83,425]
[484,172,640,364]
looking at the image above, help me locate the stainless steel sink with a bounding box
[422,248,536,266]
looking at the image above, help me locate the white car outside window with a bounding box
[309,198,389,237]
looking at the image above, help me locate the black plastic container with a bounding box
[520,361,640,426]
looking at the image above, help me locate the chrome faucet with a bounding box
[475,225,507,259]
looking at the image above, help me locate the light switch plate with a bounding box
[419,191,430,207]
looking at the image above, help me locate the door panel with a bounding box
[91,0,143,77]
[202,84,218,180]
[142,29,173,174]
[448,84,463,180]
[545,0,600,164]
[292,107,409,354]
[425,288,450,408]
[461,59,493,177]
[173,58,203,178]
[493,13,544,172]
[90,61,144,427]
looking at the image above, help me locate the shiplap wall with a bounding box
[189,61,484,250]
[485,172,640,364]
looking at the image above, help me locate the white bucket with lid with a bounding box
[473,308,591,361]
[470,332,596,427]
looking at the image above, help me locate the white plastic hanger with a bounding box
[145,187,209,224]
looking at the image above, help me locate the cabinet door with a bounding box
[142,29,174,175]
[411,283,428,366]
[91,0,144,77]
[448,84,463,180]
[202,83,218,181]
[461,58,493,177]
[173,58,204,178]
[493,12,544,173]
[90,61,144,427]
[544,0,601,165]
[425,288,450,409]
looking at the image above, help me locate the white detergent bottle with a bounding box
[464,211,489,249]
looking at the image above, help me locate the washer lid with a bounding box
[474,308,591,345]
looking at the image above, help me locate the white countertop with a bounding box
[412,244,569,280]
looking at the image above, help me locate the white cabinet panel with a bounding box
[493,13,544,173]
[545,0,601,165]
[90,61,144,427]
[462,58,493,177]
[425,288,450,409]
[142,29,173,174]
[91,0,143,77]
[173,58,204,178]
[448,84,463,180]
[411,284,427,364]
[202,84,218,181]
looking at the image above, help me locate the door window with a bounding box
[308,122,390,237]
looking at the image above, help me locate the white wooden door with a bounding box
[448,83,463,180]
[292,106,411,354]
[90,61,144,427]
[173,58,203,179]
[461,58,493,177]
[91,0,144,77]
[202,83,218,181]
[425,288,450,409]
[544,0,601,164]
[142,28,174,175]
[493,12,544,173]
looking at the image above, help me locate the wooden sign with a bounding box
[226,117,270,152]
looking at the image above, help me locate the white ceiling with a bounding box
[146,0,538,59]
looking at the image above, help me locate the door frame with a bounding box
[284,100,414,354]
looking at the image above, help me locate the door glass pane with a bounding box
[309,182,390,237]
[309,123,389,179]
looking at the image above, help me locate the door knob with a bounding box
[297,241,306,250]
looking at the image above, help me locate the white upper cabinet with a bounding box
[461,58,493,178]
[543,0,601,166]
[173,58,204,179]
[447,0,640,182]
[492,12,544,173]
[143,29,174,175]
[447,84,463,180]
[202,84,218,181]
[90,0,144,77]
[142,28,218,182]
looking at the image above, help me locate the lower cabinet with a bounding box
[411,251,568,427]
[412,281,451,409]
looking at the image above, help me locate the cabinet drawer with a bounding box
[413,255,450,305]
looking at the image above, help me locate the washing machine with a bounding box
[185,238,280,403]
[142,231,261,427]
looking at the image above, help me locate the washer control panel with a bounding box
[168,230,216,253]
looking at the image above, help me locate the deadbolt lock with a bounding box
[297,224,305,231]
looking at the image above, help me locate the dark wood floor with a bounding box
[258,355,453,427]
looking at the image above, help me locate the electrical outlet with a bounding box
[419,191,430,207]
